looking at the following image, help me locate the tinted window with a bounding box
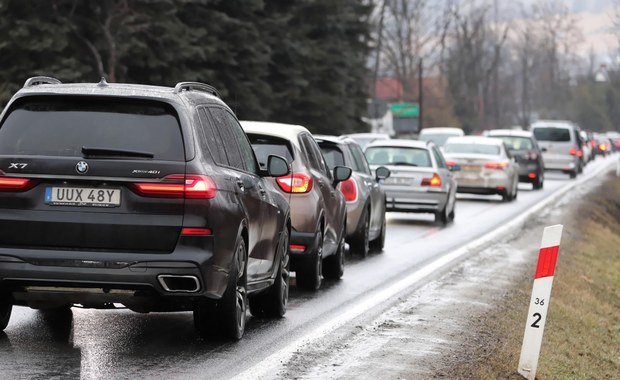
[301,134,328,174]
[0,97,184,161]
[365,146,432,167]
[197,108,228,165]
[319,144,345,170]
[444,143,500,155]
[208,108,245,171]
[248,134,294,169]
[533,127,571,142]
[491,136,534,150]
[224,111,258,174]
[432,147,447,169]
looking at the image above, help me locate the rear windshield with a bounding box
[419,133,459,147]
[444,143,500,155]
[491,136,533,151]
[318,144,345,169]
[0,97,184,161]
[533,127,571,142]
[247,134,294,169]
[365,146,431,167]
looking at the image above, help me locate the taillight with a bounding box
[484,162,509,170]
[591,140,597,147]
[568,147,582,157]
[528,173,537,179]
[289,244,306,253]
[132,175,217,199]
[446,160,458,168]
[0,176,37,192]
[338,178,358,202]
[276,173,313,193]
[599,144,607,151]
[421,173,442,187]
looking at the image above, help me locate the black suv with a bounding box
[0,77,292,340]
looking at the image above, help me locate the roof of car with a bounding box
[445,136,504,146]
[342,133,390,139]
[530,120,576,129]
[418,127,464,135]
[313,134,358,145]
[14,81,225,106]
[365,138,429,149]
[486,129,534,138]
[240,120,310,140]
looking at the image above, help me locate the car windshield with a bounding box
[491,136,533,151]
[444,143,500,155]
[0,97,184,161]
[533,127,571,142]
[419,133,459,147]
[247,134,294,169]
[365,146,431,167]
[319,144,345,170]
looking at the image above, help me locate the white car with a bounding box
[418,127,465,148]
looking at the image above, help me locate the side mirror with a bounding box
[332,166,352,186]
[375,166,390,181]
[267,155,290,177]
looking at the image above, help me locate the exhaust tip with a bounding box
[157,275,201,293]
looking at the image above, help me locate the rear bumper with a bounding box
[384,189,448,213]
[0,239,229,311]
[289,229,320,272]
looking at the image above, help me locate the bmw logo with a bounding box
[76,161,89,174]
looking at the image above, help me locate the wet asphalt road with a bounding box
[0,156,615,379]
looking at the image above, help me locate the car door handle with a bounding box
[236,179,245,191]
[259,187,267,196]
[318,180,324,188]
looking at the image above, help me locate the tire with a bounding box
[250,227,290,318]
[569,170,577,179]
[501,188,511,202]
[296,230,323,291]
[512,180,518,200]
[435,204,449,225]
[448,200,456,222]
[350,208,370,257]
[0,297,11,331]
[323,224,345,280]
[195,237,248,340]
[369,215,386,252]
[533,175,543,190]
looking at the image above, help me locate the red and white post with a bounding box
[518,224,563,380]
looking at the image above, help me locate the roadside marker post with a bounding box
[518,224,563,380]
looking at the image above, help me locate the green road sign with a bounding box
[390,103,419,118]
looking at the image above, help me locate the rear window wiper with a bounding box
[82,146,154,159]
[392,162,418,166]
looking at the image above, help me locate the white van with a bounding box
[531,120,582,178]
[418,127,465,148]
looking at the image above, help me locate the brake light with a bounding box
[132,175,217,199]
[276,173,313,193]
[338,178,358,202]
[599,144,607,151]
[568,147,582,157]
[528,173,537,179]
[289,244,306,253]
[421,173,442,187]
[484,162,509,170]
[591,140,597,147]
[181,227,212,236]
[0,176,37,192]
[446,160,458,168]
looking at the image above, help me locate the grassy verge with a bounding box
[462,171,620,379]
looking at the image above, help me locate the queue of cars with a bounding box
[0,78,616,342]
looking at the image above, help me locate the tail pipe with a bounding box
[157,275,201,293]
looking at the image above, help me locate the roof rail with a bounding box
[23,76,62,88]
[173,82,220,98]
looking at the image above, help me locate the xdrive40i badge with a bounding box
[76,161,89,174]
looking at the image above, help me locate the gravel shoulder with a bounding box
[273,167,619,380]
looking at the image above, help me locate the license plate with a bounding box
[45,187,121,207]
[384,177,413,186]
[461,165,480,171]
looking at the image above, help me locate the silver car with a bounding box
[365,139,457,224]
[531,120,583,179]
[315,135,390,257]
[443,136,519,202]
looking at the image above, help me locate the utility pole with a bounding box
[418,58,424,132]
[493,0,500,129]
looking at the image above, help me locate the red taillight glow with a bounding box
[599,143,607,151]
[132,175,217,199]
[446,160,458,169]
[338,178,358,202]
[181,227,212,236]
[289,244,306,253]
[0,176,36,192]
[421,173,442,187]
[591,140,597,147]
[276,173,313,193]
[528,173,537,179]
[484,162,509,170]
[569,147,583,157]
